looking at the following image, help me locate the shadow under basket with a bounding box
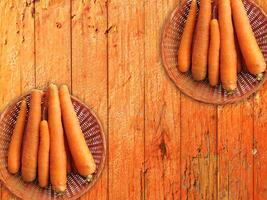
[0,93,106,200]
[161,0,267,105]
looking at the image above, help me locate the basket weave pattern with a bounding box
[0,93,106,200]
[162,0,267,104]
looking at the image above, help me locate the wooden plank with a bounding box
[71,0,108,199]
[251,1,267,200]
[34,1,71,199]
[0,0,35,110]
[35,0,71,87]
[179,2,216,200]
[254,88,267,200]
[180,97,217,200]
[218,101,253,200]
[176,0,217,198]
[144,0,180,199]
[0,0,35,199]
[107,0,145,199]
[217,0,266,197]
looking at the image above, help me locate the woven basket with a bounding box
[0,92,106,200]
[162,0,267,105]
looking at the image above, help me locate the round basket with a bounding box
[0,92,106,200]
[162,0,267,105]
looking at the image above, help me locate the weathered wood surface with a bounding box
[144,0,180,199]
[71,0,108,200]
[108,0,145,199]
[0,0,267,199]
[0,0,35,199]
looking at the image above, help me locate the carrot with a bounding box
[7,100,27,174]
[59,85,96,181]
[38,120,50,188]
[64,134,72,174]
[208,19,220,87]
[231,0,266,80]
[242,60,248,72]
[22,90,43,182]
[70,158,78,174]
[218,0,237,92]
[178,0,197,73]
[235,32,242,73]
[192,0,211,81]
[235,33,247,73]
[48,84,67,193]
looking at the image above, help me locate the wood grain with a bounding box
[144,0,181,199]
[0,0,35,110]
[35,0,71,87]
[71,0,108,199]
[254,87,267,200]
[34,0,71,198]
[108,0,145,199]
[0,0,267,199]
[0,0,35,199]
[180,97,217,200]
[253,2,267,200]
[218,101,254,199]
[179,0,217,197]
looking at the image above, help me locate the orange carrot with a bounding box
[64,134,72,174]
[242,60,248,72]
[192,0,211,81]
[218,0,237,92]
[7,100,27,174]
[231,0,266,80]
[38,120,50,188]
[22,90,43,182]
[178,0,197,73]
[48,84,67,193]
[208,19,220,87]
[70,158,78,174]
[59,85,96,181]
[234,32,242,73]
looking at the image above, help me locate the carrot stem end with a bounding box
[56,191,65,196]
[86,174,93,182]
[256,73,264,81]
[226,90,235,96]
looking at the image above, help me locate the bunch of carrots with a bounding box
[7,84,96,194]
[177,0,266,93]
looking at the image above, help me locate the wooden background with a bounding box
[0,0,267,199]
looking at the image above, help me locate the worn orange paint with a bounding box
[253,1,267,200]
[108,0,145,199]
[218,101,254,199]
[0,0,35,199]
[0,0,267,199]
[34,0,71,197]
[179,1,217,199]
[35,0,71,87]
[144,0,181,199]
[254,87,267,200]
[0,0,35,109]
[180,97,217,200]
[71,0,108,199]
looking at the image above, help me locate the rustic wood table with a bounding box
[1,0,267,199]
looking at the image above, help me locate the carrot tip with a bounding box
[49,83,57,89]
[86,174,93,182]
[256,73,264,81]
